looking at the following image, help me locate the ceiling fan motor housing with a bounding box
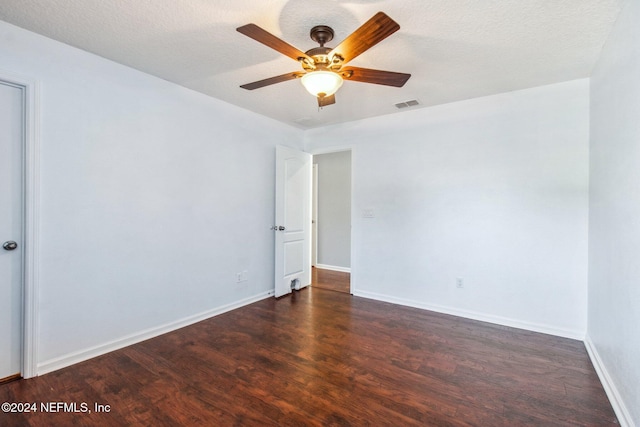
[302,26,343,72]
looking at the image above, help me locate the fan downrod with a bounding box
[309,25,334,47]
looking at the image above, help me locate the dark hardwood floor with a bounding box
[1,288,617,426]
[312,267,350,294]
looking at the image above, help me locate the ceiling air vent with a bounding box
[395,99,420,109]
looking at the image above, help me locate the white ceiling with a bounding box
[0,0,622,129]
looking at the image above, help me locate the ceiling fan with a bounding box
[237,12,411,107]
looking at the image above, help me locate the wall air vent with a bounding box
[394,99,420,109]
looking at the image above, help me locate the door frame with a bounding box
[311,163,318,267]
[309,147,354,294]
[0,70,41,379]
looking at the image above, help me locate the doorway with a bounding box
[311,150,351,294]
[0,73,39,380]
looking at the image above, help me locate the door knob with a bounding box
[2,241,18,251]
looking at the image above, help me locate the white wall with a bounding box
[314,151,351,270]
[305,80,590,338]
[588,0,640,424]
[0,20,303,370]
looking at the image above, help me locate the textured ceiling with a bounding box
[0,0,622,128]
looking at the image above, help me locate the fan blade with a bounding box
[318,94,336,107]
[328,12,400,64]
[240,72,305,90]
[341,67,411,87]
[237,24,312,63]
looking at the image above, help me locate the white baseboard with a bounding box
[353,290,585,340]
[37,290,274,375]
[584,335,634,427]
[314,264,351,273]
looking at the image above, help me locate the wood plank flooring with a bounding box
[312,267,350,294]
[0,288,617,426]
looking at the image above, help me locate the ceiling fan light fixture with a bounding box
[238,12,409,107]
[301,71,343,98]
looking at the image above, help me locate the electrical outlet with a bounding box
[456,277,464,289]
[236,270,249,283]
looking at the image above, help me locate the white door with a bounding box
[0,81,24,381]
[274,145,312,298]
